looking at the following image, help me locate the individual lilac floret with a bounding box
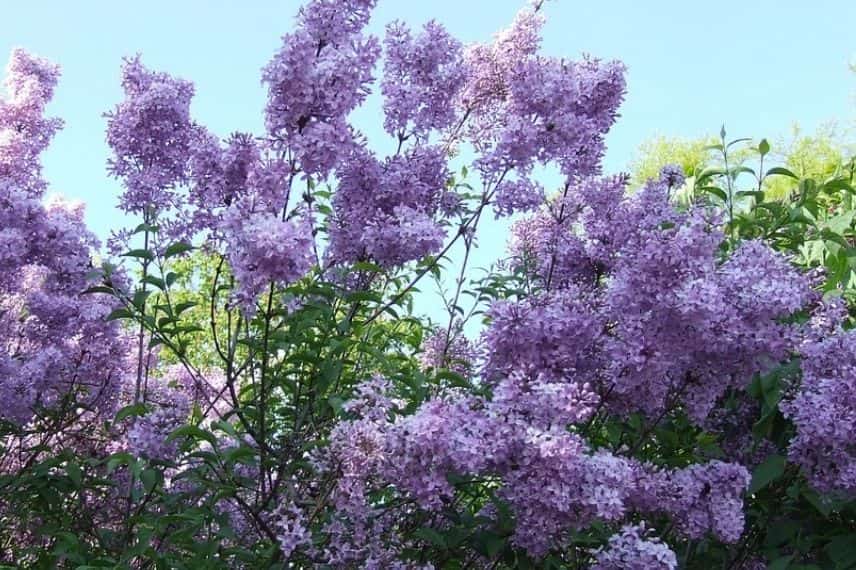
[592,524,677,570]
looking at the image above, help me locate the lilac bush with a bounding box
[1,0,855,567]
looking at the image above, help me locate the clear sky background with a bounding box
[2,0,855,321]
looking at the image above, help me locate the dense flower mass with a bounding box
[459,4,626,184]
[0,49,62,197]
[323,371,751,559]
[1,51,130,427]
[783,328,856,494]
[381,20,465,138]
[419,324,479,378]
[185,130,259,236]
[592,524,677,570]
[501,171,813,423]
[1,0,852,566]
[652,461,751,543]
[262,0,380,178]
[105,56,197,214]
[222,206,314,307]
[328,145,450,266]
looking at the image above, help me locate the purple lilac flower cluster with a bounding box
[328,146,450,266]
[382,20,465,138]
[459,3,625,199]
[504,171,813,422]
[783,327,856,494]
[262,0,380,179]
[418,324,479,379]
[321,372,750,559]
[592,524,678,570]
[1,50,131,426]
[221,207,314,308]
[105,56,197,215]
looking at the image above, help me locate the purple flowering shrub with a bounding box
[2,0,855,568]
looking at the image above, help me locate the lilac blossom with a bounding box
[328,145,449,266]
[105,56,196,214]
[783,329,856,494]
[592,524,678,570]
[0,48,62,197]
[382,20,465,138]
[419,325,479,379]
[262,0,380,178]
[221,206,315,308]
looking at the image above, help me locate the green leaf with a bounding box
[106,452,133,473]
[726,137,752,149]
[822,179,855,195]
[730,165,756,178]
[701,186,728,202]
[82,285,115,295]
[140,468,160,493]
[749,454,786,493]
[167,424,217,447]
[766,166,799,180]
[210,420,237,438]
[143,275,165,290]
[164,242,194,259]
[115,403,148,423]
[352,261,383,273]
[823,211,855,234]
[328,395,346,414]
[695,167,726,185]
[737,190,765,202]
[105,308,134,321]
[224,445,257,465]
[132,289,152,309]
[825,534,856,567]
[414,527,447,548]
[484,534,505,558]
[122,249,154,261]
[66,461,82,488]
[768,555,793,570]
[174,301,197,315]
[802,487,834,517]
[133,222,159,234]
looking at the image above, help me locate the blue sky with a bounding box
[2,0,854,321]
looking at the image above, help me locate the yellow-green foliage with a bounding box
[629,135,715,188]
[630,123,854,202]
[764,122,855,199]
